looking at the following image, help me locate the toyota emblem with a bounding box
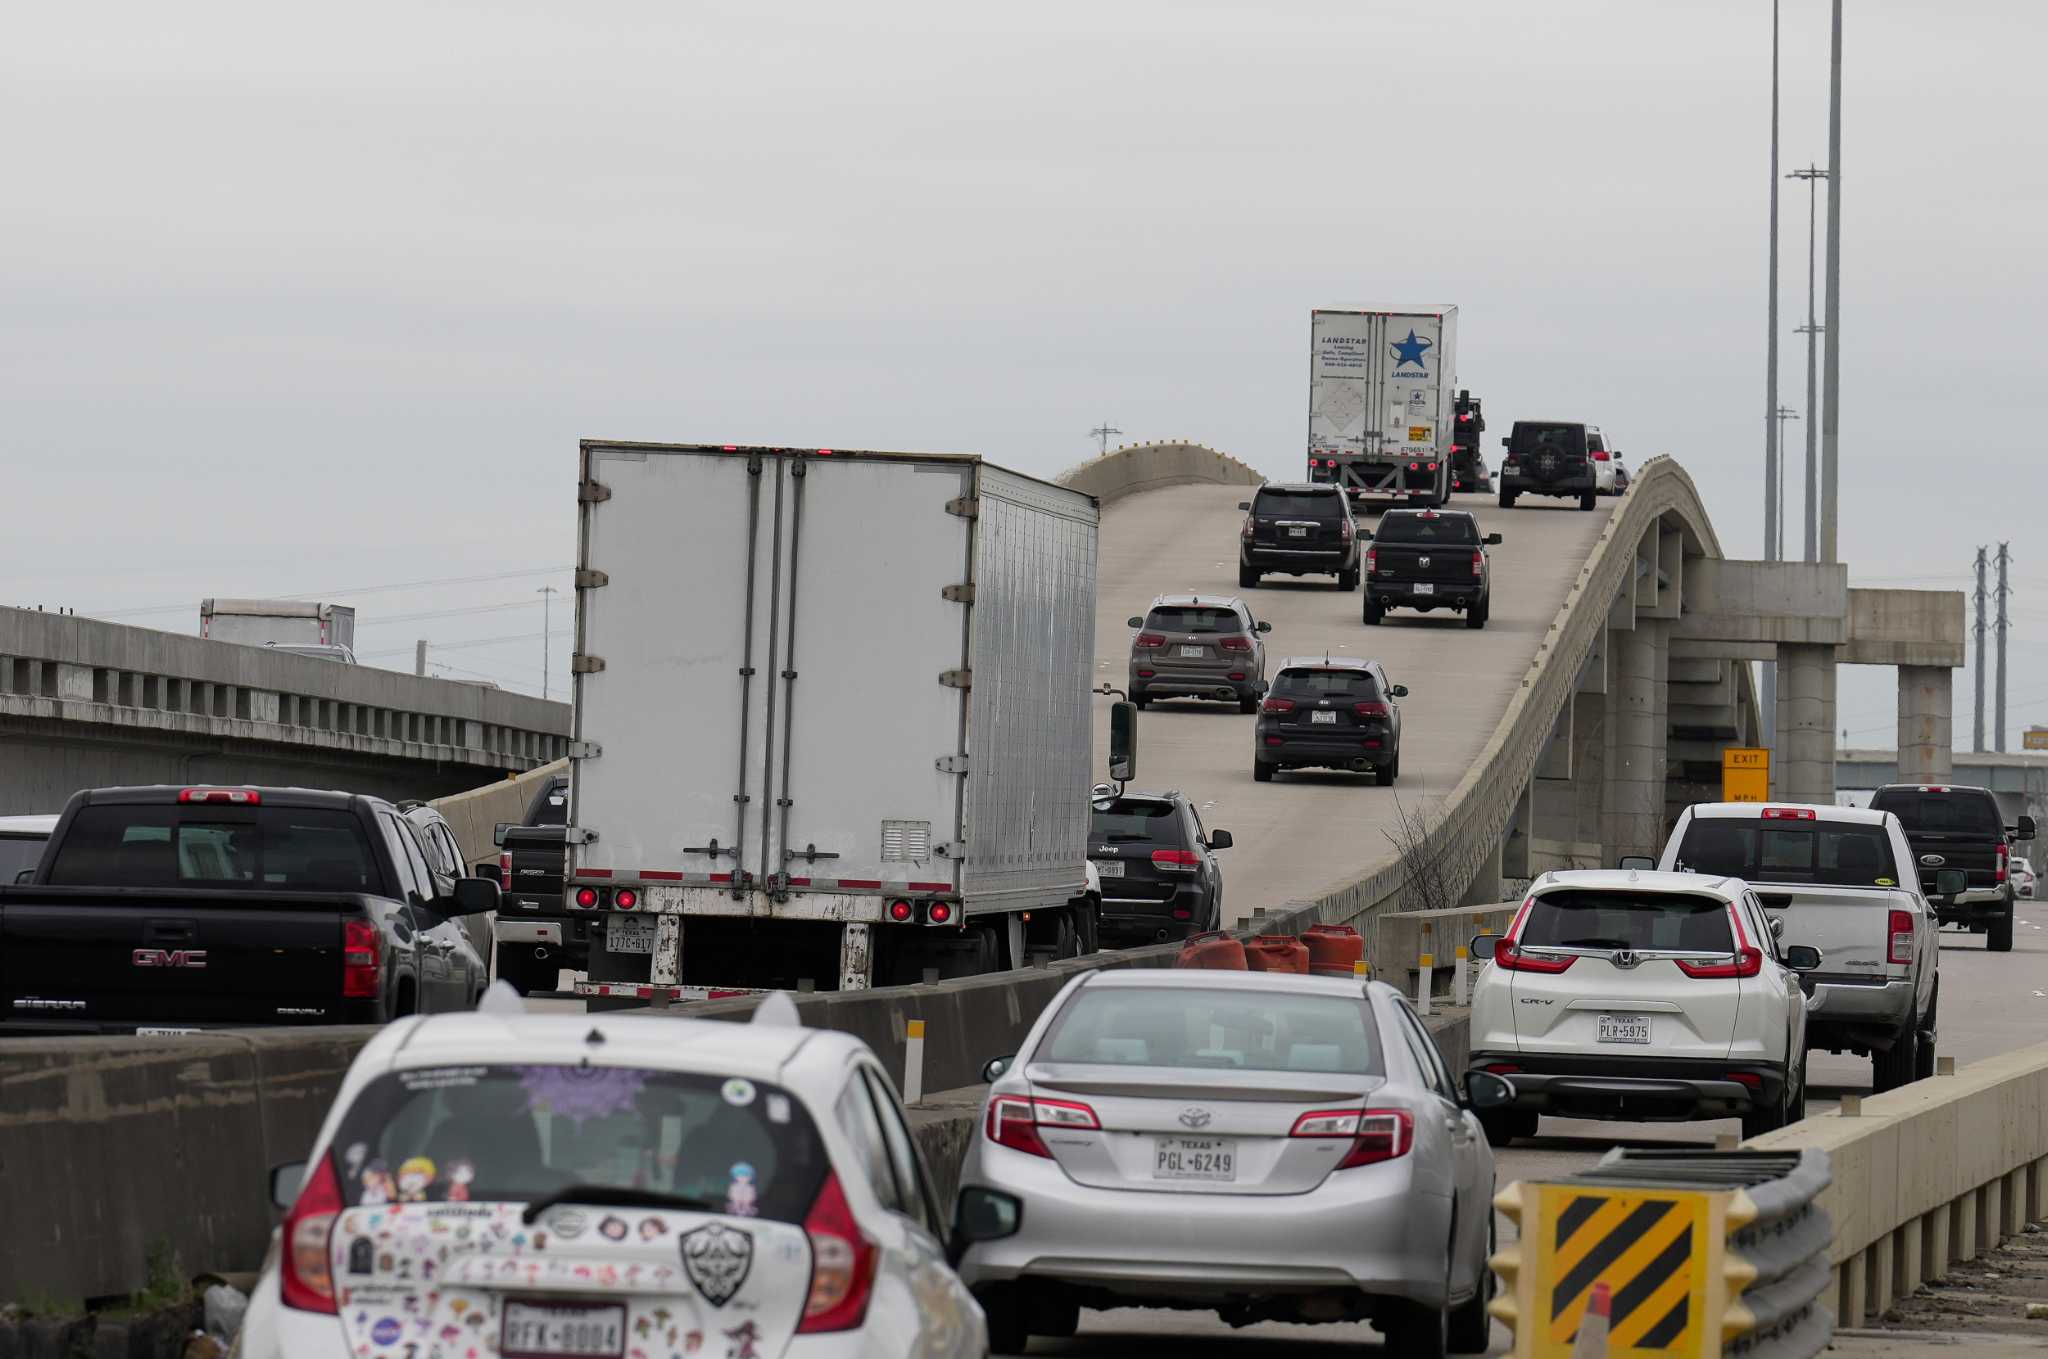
[1177,1107,1212,1130]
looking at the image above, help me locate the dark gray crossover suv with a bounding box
[1127,594,1272,712]
[1254,656,1407,785]
[1088,786,1230,943]
[1239,483,1361,590]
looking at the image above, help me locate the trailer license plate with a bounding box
[501,1301,625,1358]
[1094,860,1124,878]
[605,916,658,955]
[137,1027,199,1037]
[1311,710,1337,724]
[1154,1137,1235,1181]
[1598,1014,1652,1044]
[1414,583,1434,595]
[1179,645,1205,658]
[1288,526,1308,538]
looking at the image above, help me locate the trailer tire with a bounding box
[1499,488,1517,509]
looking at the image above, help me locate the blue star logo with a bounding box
[1390,330,1433,369]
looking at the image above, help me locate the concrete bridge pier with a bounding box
[1604,618,1670,862]
[1774,642,1839,803]
[1898,665,1955,783]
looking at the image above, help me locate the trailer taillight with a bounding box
[888,900,914,922]
[574,886,601,909]
[614,888,639,910]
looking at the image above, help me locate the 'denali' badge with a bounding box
[680,1223,754,1307]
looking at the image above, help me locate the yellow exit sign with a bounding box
[1722,747,1770,802]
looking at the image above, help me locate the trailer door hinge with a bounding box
[945,495,978,519]
[941,582,975,603]
[935,754,970,775]
[575,568,609,589]
[578,479,611,504]
[568,740,602,760]
[571,654,607,674]
[564,827,598,846]
[939,669,971,689]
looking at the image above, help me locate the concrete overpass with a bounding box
[0,604,571,813]
[1839,747,2048,830]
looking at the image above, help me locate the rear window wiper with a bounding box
[520,1185,720,1226]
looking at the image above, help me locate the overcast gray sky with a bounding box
[4,0,2040,744]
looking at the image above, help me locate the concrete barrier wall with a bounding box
[1752,1040,2048,1327]
[1054,440,1264,508]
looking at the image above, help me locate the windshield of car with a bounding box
[1039,988,1383,1075]
[1673,820,1900,887]
[325,1065,829,1223]
[532,786,569,827]
[1510,423,1588,459]
[1374,514,1479,545]
[44,805,381,891]
[1143,607,1239,634]
[1519,890,1734,953]
[1255,490,1345,521]
[1273,669,1379,700]
[0,835,47,883]
[1091,799,1182,843]
[1870,790,2005,838]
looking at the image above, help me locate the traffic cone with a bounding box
[1570,1281,1611,1359]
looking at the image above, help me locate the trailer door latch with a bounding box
[935,754,970,775]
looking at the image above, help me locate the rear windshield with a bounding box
[1673,820,1900,887]
[0,835,47,884]
[530,784,569,827]
[1274,668,1380,700]
[1254,489,1345,521]
[324,1064,829,1223]
[44,805,381,891]
[1510,423,1588,459]
[1870,790,2005,838]
[1144,607,1240,634]
[1521,890,1734,953]
[1041,987,1383,1075]
[1092,799,1182,843]
[1375,514,1479,545]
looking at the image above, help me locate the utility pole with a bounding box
[415,640,428,677]
[1764,0,1782,568]
[537,586,559,702]
[1790,164,1828,563]
[1996,543,2011,752]
[1973,547,1988,752]
[1819,0,1844,562]
[1088,423,1123,457]
[1773,407,1799,553]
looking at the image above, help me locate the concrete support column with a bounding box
[1605,620,1670,861]
[1898,665,1955,783]
[1773,642,1837,803]
[1461,839,1504,908]
[1503,779,1534,882]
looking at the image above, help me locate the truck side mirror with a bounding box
[1469,934,1498,961]
[1485,532,1503,545]
[493,822,513,847]
[2016,815,2037,841]
[1935,868,1968,897]
[1500,437,1510,449]
[270,1160,307,1210]
[1237,501,1252,512]
[442,877,502,916]
[1109,701,1139,783]
[1618,855,1656,871]
[1783,945,1822,971]
[1255,621,1273,634]
[1125,616,1144,629]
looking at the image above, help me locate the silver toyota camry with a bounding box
[951,969,1507,1356]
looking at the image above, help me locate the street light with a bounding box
[1774,406,1800,554]
[1789,164,1828,564]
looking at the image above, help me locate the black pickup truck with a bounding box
[1869,783,2034,952]
[0,785,499,1034]
[492,774,597,994]
[1362,507,1502,628]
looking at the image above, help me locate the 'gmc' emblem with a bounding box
[132,948,207,969]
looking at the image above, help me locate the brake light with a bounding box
[1289,1108,1414,1168]
[1997,842,2009,884]
[1493,894,1576,973]
[1308,458,1321,467]
[1483,1063,1521,1076]
[1676,904,1762,978]
[1725,1072,1762,1088]
[1354,702,1390,718]
[613,888,638,910]
[1242,517,1255,539]
[498,850,512,891]
[1219,635,1253,652]
[1472,550,1485,578]
[1152,849,1201,873]
[926,901,953,925]
[1262,697,1295,713]
[1762,807,1816,820]
[178,787,261,804]
[796,1171,878,1333]
[986,1094,1100,1158]
[1339,519,1354,541]
[574,886,600,909]
[341,919,380,998]
[1366,547,1377,575]
[1889,909,1914,964]
[888,899,914,922]
[1408,462,1420,471]
[1425,462,1438,472]
[1592,450,1610,461]
[279,1154,342,1312]
[1136,633,1167,648]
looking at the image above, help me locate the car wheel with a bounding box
[1338,566,1360,592]
[1239,563,1260,589]
[1238,693,1259,715]
[1133,692,1150,710]
[1740,1066,1793,1140]
[975,1285,1028,1354]
[1253,761,1275,783]
[1498,489,1517,509]
[1988,910,2015,952]
[1383,1282,1449,1359]
[1915,995,1938,1081]
[1447,1219,1495,1354]
[1363,596,1384,626]
[1871,1015,1920,1093]
[1578,490,1597,511]
[1464,599,1487,630]
[1476,1109,1523,1148]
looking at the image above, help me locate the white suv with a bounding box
[1466,869,1820,1146]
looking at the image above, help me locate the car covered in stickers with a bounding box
[238,990,986,1359]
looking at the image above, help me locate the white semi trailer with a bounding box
[1306,305,1460,509]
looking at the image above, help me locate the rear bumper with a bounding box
[0,1005,382,1036]
[1803,975,1915,1025]
[1129,665,1256,700]
[1257,733,1393,771]
[1368,581,1484,610]
[1470,1051,1780,1121]
[1501,468,1595,494]
[1242,546,1352,574]
[1931,887,2009,924]
[1099,882,1209,939]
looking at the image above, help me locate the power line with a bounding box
[357,628,572,660]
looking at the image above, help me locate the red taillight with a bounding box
[796,1171,877,1333]
[1241,518,1254,539]
[279,1154,342,1313]
[986,1094,1100,1158]
[613,888,639,910]
[1408,462,1420,471]
[927,902,953,925]
[1353,701,1390,718]
[1725,1072,1762,1089]
[1152,849,1201,873]
[1308,458,1322,468]
[1997,843,2009,884]
[1495,943,1576,974]
[1674,948,1762,979]
[1889,909,1915,964]
[888,899,914,922]
[1262,697,1295,713]
[498,851,512,892]
[1219,635,1253,652]
[574,886,600,909]
[178,787,260,804]
[1762,807,1817,820]
[1483,1063,1521,1076]
[1366,547,1377,575]
[1472,550,1485,578]
[1289,1108,1414,1169]
[1425,462,1438,472]
[1339,519,1355,542]
[1592,450,1610,461]
[1136,633,1167,648]
[341,919,380,998]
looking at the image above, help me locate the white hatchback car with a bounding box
[238,991,985,1359]
[1466,870,1821,1145]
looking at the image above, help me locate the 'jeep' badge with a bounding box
[681,1223,754,1306]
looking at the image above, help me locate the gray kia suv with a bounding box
[1239,483,1361,590]
[1127,594,1272,712]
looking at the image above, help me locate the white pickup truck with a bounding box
[1636,802,1948,1094]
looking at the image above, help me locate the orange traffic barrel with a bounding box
[1304,923,1365,977]
[1245,935,1309,974]
[1174,931,1246,970]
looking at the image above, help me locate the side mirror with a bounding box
[1484,532,1503,545]
[1618,855,1656,871]
[270,1160,308,1210]
[1237,501,1252,512]
[1125,616,1144,630]
[2016,816,2037,841]
[1469,934,1499,961]
[442,877,501,917]
[1500,437,1511,449]
[981,1056,1014,1083]
[1360,529,1375,541]
[1207,830,1234,851]
[1109,701,1138,783]
[493,822,513,847]
[1783,944,1822,971]
[1464,1070,1515,1110]
[1768,915,1785,939]
[1934,868,1968,897]
[952,1187,1022,1246]
[1255,621,1273,634]
[1389,684,1409,698]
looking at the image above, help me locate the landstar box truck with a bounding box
[1306,306,1460,509]
[563,441,1101,1003]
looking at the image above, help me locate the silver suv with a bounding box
[1127,594,1272,712]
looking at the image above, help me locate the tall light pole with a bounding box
[1996,544,2012,752]
[1819,0,1844,562]
[1790,164,1828,563]
[537,586,558,701]
[1774,406,1800,553]
[1973,548,1988,752]
[1761,0,1783,740]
